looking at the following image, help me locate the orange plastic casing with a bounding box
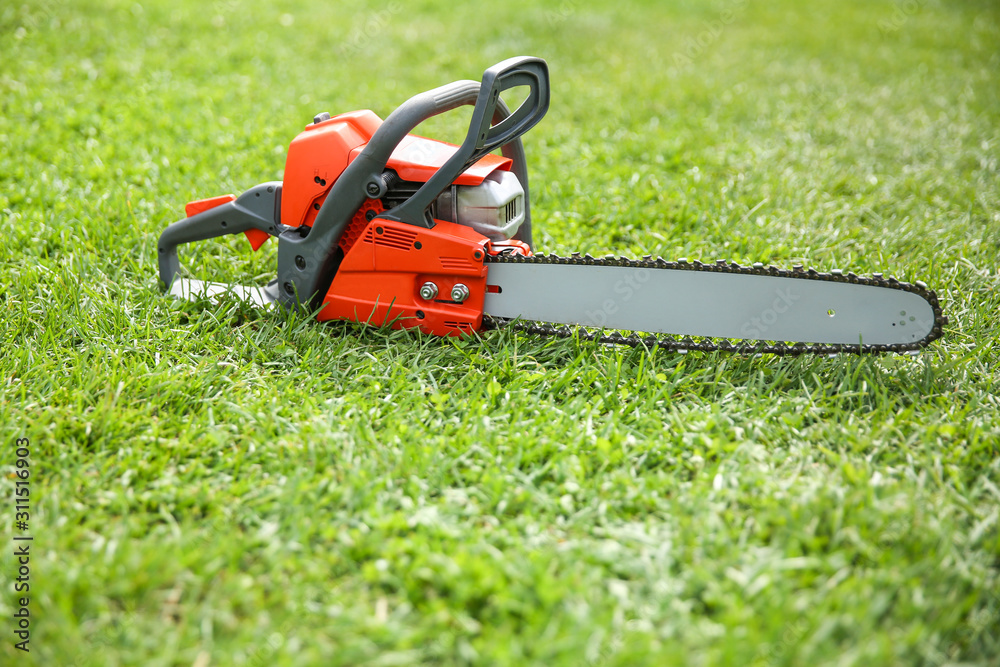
[317,217,490,336]
[185,194,235,217]
[280,111,383,231]
[280,110,512,231]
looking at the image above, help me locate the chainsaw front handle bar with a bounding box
[275,55,549,309]
[379,56,549,228]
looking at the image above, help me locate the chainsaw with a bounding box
[158,56,946,355]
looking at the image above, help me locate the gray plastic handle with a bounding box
[275,56,549,309]
[350,79,483,184]
[383,56,549,227]
[157,183,283,288]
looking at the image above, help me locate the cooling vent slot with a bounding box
[444,321,475,333]
[503,197,520,224]
[363,226,417,251]
[440,256,475,271]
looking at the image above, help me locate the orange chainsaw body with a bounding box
[186,109,528,336]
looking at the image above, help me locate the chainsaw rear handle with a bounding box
[158,182,283,289]
[275,56,549,309]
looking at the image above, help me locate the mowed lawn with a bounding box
[2,0,999,664]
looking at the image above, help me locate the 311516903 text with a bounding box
[13,437,32,653]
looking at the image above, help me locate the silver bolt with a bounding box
[451,283,470,303]
[419,281,439,300]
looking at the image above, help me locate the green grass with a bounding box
[2,0,999,664]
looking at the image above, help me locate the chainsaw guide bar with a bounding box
[481,253,947,355]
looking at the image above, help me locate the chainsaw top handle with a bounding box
[376,56,549,228]
[274,56,550,309]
